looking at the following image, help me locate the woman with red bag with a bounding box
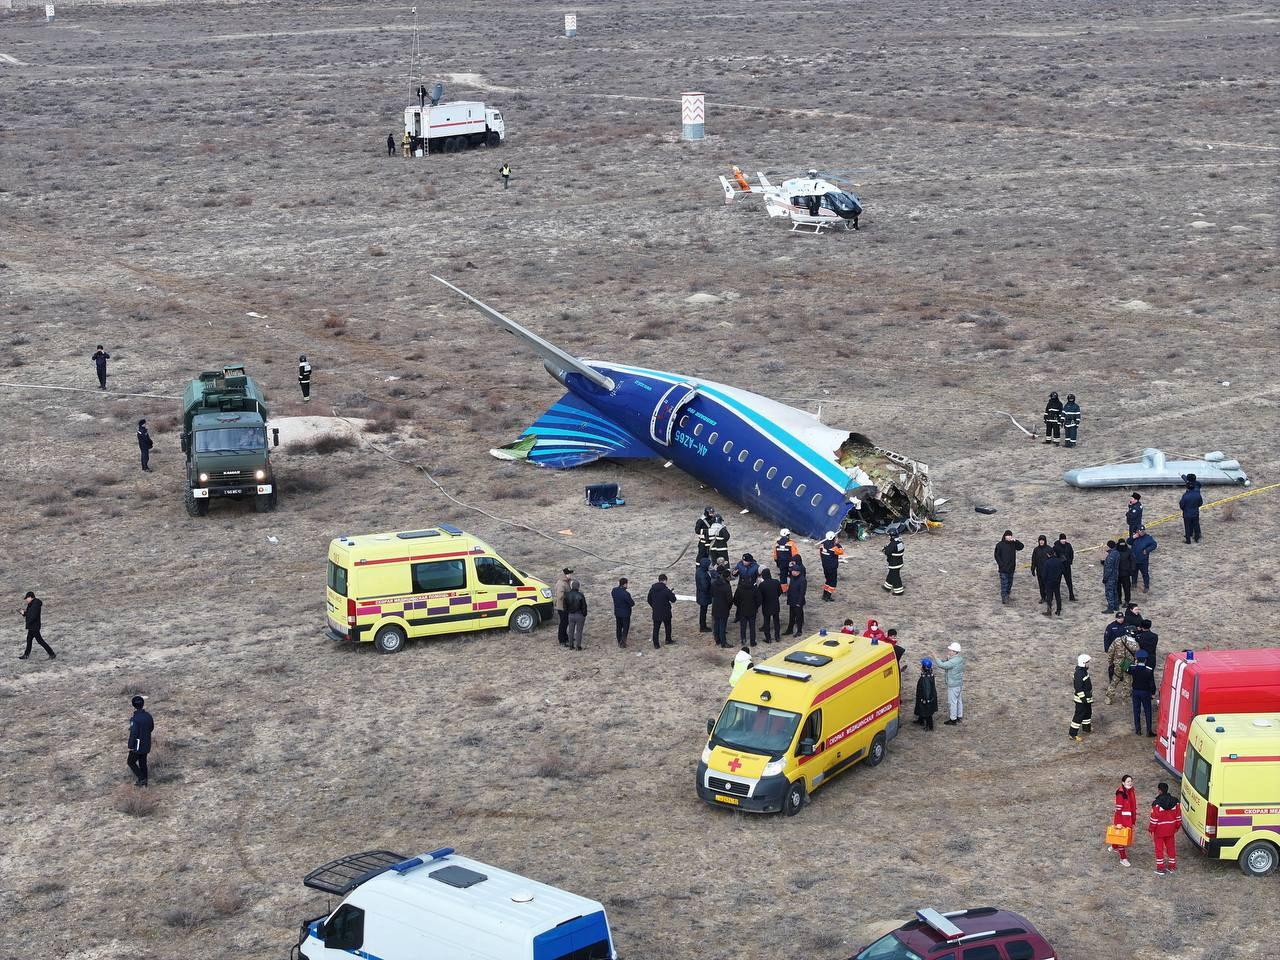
[1111,774,1138,866]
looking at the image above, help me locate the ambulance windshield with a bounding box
[712,701,801,758]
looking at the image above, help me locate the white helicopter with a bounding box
[720,166,864,234]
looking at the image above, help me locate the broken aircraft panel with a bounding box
[1063,448,1249,488]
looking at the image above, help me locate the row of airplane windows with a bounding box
[679,415,843,517]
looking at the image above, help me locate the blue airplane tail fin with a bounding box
[491,393,654,469]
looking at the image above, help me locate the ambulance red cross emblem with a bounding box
[728,757,742,773]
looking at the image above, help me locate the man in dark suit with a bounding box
[127,696,155,787]
[646,574,677,649]
[18,591,55,660]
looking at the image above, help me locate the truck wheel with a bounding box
[1240,840,1279,877]
[510,606,538,634]
[782,779,805,817]
[865,732,887,767]
[253,489,277,513]
[374,624,406,654]
[185,488,209,517]
[445,137,459,153]
[486,131,501,147]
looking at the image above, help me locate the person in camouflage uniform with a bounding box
[1105,633,1140,705]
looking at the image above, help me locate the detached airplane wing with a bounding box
[432,275,615,392]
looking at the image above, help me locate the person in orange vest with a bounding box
[818,532,844,602]
[1112,774,1137,867]
[1148,782,1182,875]
[772,528,798,583]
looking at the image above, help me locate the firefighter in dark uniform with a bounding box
[708,515,730,566]
[772,529,797,582]
[1043,391,1063,445]
[386,132,396,156]
[1061,394,1081,447]
[298,354,312,402]
[1070,653,1094,741]
[882,534,905,596]
[818,532,844,602]
[695,507,715,562]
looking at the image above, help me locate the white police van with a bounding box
[294,847,617,960]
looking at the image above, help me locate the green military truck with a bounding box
[180,364,279,516]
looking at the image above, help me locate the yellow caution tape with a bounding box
[1017,481,1280,569]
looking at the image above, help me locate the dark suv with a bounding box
[849,907,1055,960]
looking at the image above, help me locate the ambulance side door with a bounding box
[796,709,833,790]
[409,558,471,635]
[472,555,525,627]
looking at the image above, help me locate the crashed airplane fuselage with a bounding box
[434,277,940,541]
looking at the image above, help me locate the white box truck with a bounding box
[405,101,505,154]
[293,847,617,960]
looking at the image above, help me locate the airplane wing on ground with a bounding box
[492,392,656,469]
[432,275,616,392]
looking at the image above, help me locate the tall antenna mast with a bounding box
[410,6,419,87]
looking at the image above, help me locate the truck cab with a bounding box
[485,107,505,141]
[295,847,616,960]
[181,364,278,515]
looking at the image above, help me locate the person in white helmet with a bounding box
[772,528,797,583]
[818,531,844,602]
[1071,653,1094,741]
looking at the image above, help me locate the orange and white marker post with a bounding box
[681,91,705,141]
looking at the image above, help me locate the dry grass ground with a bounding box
[1,1,1278,958]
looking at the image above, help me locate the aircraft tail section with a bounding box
[491,392,655,469]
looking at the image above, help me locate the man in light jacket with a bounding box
[937,641,965,725]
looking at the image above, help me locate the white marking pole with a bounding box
[564,13,576,38]
[681,91,704,141]
[45,3,54,22]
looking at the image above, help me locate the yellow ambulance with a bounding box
[1181,712,1280,877]
[697,630,900,816]
[325,524,554,654]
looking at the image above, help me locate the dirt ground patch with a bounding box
[0,1,1277,959]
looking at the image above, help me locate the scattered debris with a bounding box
[975,506,997,514]
[995,410,1036,438]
